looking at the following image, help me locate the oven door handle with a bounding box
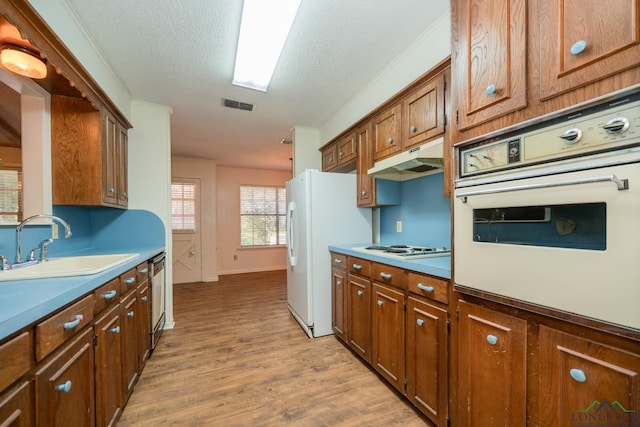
[456,174,629,203]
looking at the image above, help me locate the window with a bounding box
[0,168,22,224]
[240,185,286,246]
[171,181,196,231]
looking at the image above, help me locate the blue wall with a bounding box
[379,172,451,248]
[0,207,165,261]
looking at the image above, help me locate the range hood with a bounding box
[368,137,444,181]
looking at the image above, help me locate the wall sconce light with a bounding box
[0,44,47,79]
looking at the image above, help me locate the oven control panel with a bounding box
[459,96,640,178]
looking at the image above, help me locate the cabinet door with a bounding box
[371,283,405,392]
[346,274,371,363]
[94,305,122,427]
[356,123,376,207]
[321,144,338,171]
[102,113,118,206]
[402,73,446,150]
[331,267,347,341]
[137,282,151,370]
[539,325,640,426]
[35,328,94,427]
[337,131,357,166]
[373,103,402,161]
[451,0,527,130]
[116,124,128,207]
[121,293,139,401]
[406,297,448,426]
[457,301,527,427]
[0,381,33,427]
[539,0,640,99]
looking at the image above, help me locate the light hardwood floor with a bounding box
[117,270,432,426]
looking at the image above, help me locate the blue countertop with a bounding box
[328,244,451,280]
[0,246,164,341]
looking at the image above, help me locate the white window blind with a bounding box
[240,185,286,246]
[0,168,22,224]
[171,181,196,231]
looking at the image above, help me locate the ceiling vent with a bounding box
[222,98,254,112]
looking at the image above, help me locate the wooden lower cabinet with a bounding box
[35,327,95,427]
[333,256,452,425]
[0,380,33,427]
[94,305,123,427]
[371,283,405,392]
[538,325,640,427]
[346,274,371,363]
[137,281,151,371]
[121,291,139,402]
[406,296,448,427]
[457,300,527,427]
[331,267,347,340]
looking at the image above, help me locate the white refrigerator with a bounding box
[286,169,372,338]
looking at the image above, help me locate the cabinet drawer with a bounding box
[0,331,31,391]
[372,263,406,290]
[331,253,347,269]
[119,268,138,295]
[347,257,371,277]
[136,262,150,283]
[94,277,121,314]
[35,294,95,361]
[408,272,449,304]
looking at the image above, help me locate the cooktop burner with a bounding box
[354,244,450,259]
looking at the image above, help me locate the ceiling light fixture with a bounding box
[232,0,301,92]
[0,44,47,79]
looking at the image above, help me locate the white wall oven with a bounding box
[454,92,640,330]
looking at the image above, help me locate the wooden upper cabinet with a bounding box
[373,103,402,161]
[321,144,338,171]
[356,122,376,207]
[337,131,357,165]
[538,325,640,427]
[452,0,527,130]
[321,131,357,172]
[539,0,640,99]
[103,112,118,206]
[402,72,446,150]
[51,95,129,209]
[117,123,129,207]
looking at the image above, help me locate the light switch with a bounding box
[52,224,59,240]
[396,221,402,233]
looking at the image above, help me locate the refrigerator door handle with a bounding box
[287,201,298,266]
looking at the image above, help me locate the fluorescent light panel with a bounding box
[233,0,301,92]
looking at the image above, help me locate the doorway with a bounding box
[171,178,202,283]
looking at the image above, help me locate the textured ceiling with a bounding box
[64,0,450,171]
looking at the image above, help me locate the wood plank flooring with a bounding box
[117,270,432,426]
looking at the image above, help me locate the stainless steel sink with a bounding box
[0,253,139,282]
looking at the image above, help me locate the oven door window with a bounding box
[473,203,606,250]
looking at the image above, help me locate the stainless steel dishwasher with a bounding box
[150,253,166,351]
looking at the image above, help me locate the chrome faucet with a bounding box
[0,255,9,271]
[15,215,72,264]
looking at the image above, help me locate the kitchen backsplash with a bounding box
[379,172,451,248]
[0,207,165,259]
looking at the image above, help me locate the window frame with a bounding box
[171,179,197,234]
[239,185,286,248]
